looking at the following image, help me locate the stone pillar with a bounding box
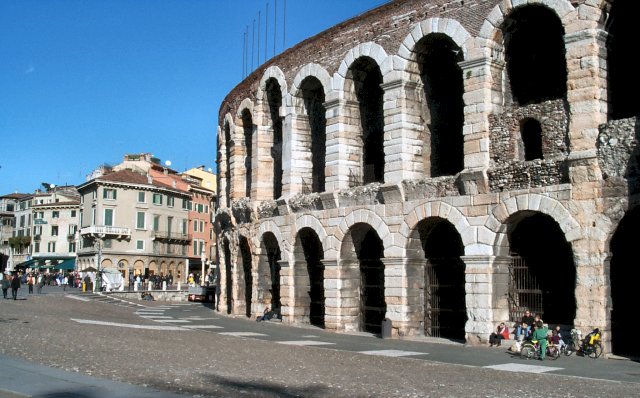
[335,259,361,332]
[381,79,424,182]
[462,255,501,345]
[381,257,421,337]
[253,123,275,202]
[404,258,426,337]
[324,96,362,192]
[287,115,313,196]
[281,104,294,198]
[288,260,310,324]
[322,259,340,331]
[279,259,293,323]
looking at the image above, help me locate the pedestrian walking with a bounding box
[10,273,21,300]
[36,273,44,294]
[27,273,34,294]
[1,274,10,299]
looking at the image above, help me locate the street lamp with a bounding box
[94,233,105,292]
[200,250,206,287]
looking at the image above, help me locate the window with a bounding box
[138,191,146,203]
[71,210,77,217]
[103,239,112,248]
[104,209,114,226]
[48,242,56,252]
[34,226,42,235]
[136,212,146,229]
[198,203,204,213]
[69,225,77,235]
[193,220,198,232]
[103,188,117,200]
[34,242,40,253]
[167,196,175,207]
[91,208,96,224]
[200,220,204,232]
[136,240,144,250]
[153,193,163,205]
[69,242,76,252]
[52,211,59,218]
[51,226,59,236]
[153,215,160,232]
[181,220,188,234]
[205,205,209,214]
[193,241,198,255]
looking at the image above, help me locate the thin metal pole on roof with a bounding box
[265,3,269,61]
[242,31,246,78]
[251,18,255,72]
[245,25,249,75]
[257,10,261,65]
[273,0,277,57]
[283,0,286,50]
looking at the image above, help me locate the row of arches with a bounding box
[218,1,639,207]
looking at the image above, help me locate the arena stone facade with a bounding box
[214,0,640,357]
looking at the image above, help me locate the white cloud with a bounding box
[24,65,35,74]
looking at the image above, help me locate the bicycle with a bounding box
[521,339,560,360]
[564,328,603,358]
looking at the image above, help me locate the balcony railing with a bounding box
[152,231,191,242]
[80,225,131,238]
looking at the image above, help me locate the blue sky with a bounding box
[0,0,387,194]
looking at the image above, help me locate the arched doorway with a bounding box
[417,217,467,340]
[299,76,327,193]
[610,206,640,357]
[507,211,576,326]
[265,78,283,199]
[259,232,281,312]
[223,238,233,314]
[238,235,253,318]
[294,228,325,328]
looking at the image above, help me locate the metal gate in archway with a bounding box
[508,256,543,323]
[425,257,466,339]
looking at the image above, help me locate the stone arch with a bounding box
[133,260,144,275]
[489,193,582,257]
[336,42,388,94]
[294,214,332,259]
[101,258,113,268]
[257,220,285,252]
[401,201,478,258]
[236,234,253,318]
[236,101,255,199]
[290,63,331,102]
[399,18,472,67]
[337,209,394,259]
[221,113,235,208]
[256,65,288,104]
[236,98,254,119]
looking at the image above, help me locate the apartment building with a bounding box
[76,167,192,281]
[0,193,29,272]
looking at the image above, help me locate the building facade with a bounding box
[0,193,29,272]
[77,168,192,281]
[214,0,640,357]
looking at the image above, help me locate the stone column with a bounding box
[287,260,310,324]
[404,258,426,337]
[381,257,422,337]
[381,79,424,182]
[322,259,340,331]
[324,95,362,192]
[462,255,502,345]
[287,115,313,196]
[335,259,361,332]
[279,259,293,323]
[281,103,294,198]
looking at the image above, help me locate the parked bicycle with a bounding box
[521,338,560,360]
[564,328,603,358]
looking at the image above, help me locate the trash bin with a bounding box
[381,318,392,339]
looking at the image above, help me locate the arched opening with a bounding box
[224,122,232,207]
[507,211,576,326]
[416,217,467,340]
[300,76,326,193]
[345,223,386,334]
[348,57,385,185]
[502,5,567,106]
[610,206,640,357]
[520,118,543,161]
[223,238,233,314]
[259,232,281,312]
[266,78,283,199]
[606,1,640,120]
[294,228,325,328]
[415,33,464,177]
[239,235,253,318]
[242,109,253,198]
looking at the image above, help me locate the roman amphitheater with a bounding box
[214,0,639,357]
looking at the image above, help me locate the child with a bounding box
[489,322,510,347]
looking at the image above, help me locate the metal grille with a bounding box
[425,258,466,339]
[508,256,543,323]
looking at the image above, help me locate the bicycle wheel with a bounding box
[521,344,535,360]
[588,342,603,359]
[548,345,560,360]
[564,342,575,356]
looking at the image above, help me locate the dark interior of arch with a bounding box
[508,212,576,326]
[416,33,465,177]
[301,76,327,193]
[266,79,283,199]
[262,232,282,311]
[239,235,252,318]
[223,238,233,314]
[352,224,386,334]
[610,206,640,357]
[299,227,325,328]
[503,5,567,106]
[224,123,232,207]
[606,1,640,120]
[351,57,385,184]
[419,218,467,340]
[242,109,253,198]
[521,118,543,160]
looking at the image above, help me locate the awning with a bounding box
[53,258,76,271]
[15,259,38,269]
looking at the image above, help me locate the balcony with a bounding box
[152,230,191,243]
[80,225,131,239]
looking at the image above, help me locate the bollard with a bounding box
[162,281,167,291]
[381,318,392,339]
[82,281,86,292]
[177,281,181,291]
[148,281,152,291]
